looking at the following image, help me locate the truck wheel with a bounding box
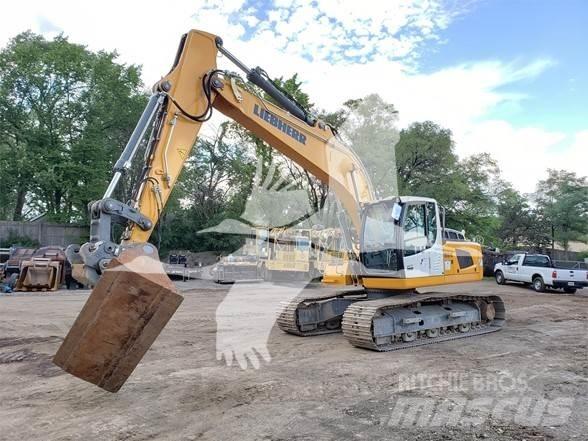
[563,287,577,294]
[532,276,545,293]
[495,270,506,285]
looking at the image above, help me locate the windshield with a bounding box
[363,202,397,250]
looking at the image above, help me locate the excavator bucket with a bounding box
[53,244,183,392]
[15,258,59,291]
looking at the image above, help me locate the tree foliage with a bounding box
[1,32,586,257]
[534,170,588,251]
[0,32,147,222]
[396,121,457,201]
[336,94,399,198]
[495,186,549,248]
[393,121,588,250]
[149,121,255,253]
[395,122,502,244]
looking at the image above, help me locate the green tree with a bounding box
[395,121,503,243]
[449,153,503,243]
[156,123,257,254]
[495,186,549,248]
[396,121,457,201]
[336,95,399,198]
[534,169,588,253]
[0,32,147,222]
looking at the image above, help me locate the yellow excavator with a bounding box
[53,30,505,392]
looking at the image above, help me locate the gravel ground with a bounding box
[0,279,586,441]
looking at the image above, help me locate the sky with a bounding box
[0,0,586,193]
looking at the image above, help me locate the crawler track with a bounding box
[342,292,505,351]
[277,290,366,336]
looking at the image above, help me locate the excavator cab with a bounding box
[359,197,444,278]
[358,196,486,292]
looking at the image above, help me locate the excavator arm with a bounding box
[133,30,374,241]
[54,30,374,392]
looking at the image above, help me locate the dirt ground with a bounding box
[0,279,586,441]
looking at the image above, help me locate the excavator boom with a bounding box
[54,30,375,392]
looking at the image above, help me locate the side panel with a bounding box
[361,240,483,290]
[518,258,534,282]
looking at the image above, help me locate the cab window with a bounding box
[403,204,427,256]
[506,255,520,265]
[537,256,550,267]
[363,203,398,249]
[523,255,549,267]
[426,202,437,245]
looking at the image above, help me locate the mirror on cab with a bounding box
[391,203,402,222]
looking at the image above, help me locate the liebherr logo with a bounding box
[253,104,307,145]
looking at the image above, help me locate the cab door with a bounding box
[401,202,442,278]
[504,254,522,280]
[426,202,444,276]
[519,255,536,281]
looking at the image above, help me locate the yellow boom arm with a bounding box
[53,29,375,393]
[129,29,374,243]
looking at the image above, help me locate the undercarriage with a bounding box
[278,289,505,350]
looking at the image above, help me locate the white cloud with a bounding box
[243,15,259,28]
[456,121,568,193]
[0,1,199,86]
[0,0,584,194]
[560,131,588,174]
[196,0,464,64]
[36,16,62,35]
[458,124,588,194]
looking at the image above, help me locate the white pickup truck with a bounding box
[494,253,588,293]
